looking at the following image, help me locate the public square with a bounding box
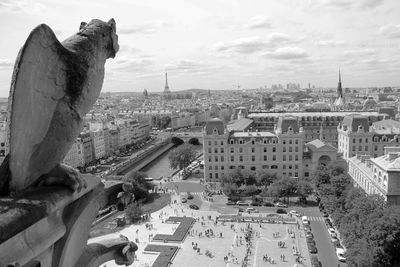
[90,181,311,267]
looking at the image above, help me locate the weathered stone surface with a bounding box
[0,18,118,195]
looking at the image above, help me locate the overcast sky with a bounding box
[0,0,400,97]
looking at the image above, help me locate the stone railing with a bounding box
[0,175,137,267]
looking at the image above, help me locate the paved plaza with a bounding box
[90,189,311,267]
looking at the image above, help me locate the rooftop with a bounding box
[248,111,380,118]
[372,152,400,171]
[230,131,276,138]
[227,118,253,132]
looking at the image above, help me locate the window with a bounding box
[231,156,234,162]
[295,140,298,144]
[365,146,368,151]
[230,166,235,169]
[252,156,255,161]
[271,165,278,169]
[239,148,243,153]
[295,165,298,169]
[273,147,276,152]
[365,138,368,143]
[289,155,292,161]
[221,141,224,145]
[251,140,255,145]
[251,166,256,171]
[353,138,356,143]
[215,173,219,179]
[283,165,286,169]
[305,172,309,177]
[214,141,217,146]
[251,148,255,153]
[208,148,211,153]
[239,140,243,144]
[209,173,212,179]
[289,147,292,152]
[289,140,292,144]
[215,166,218,170]
[295,155,298,160]
[264,155,267,161]
[208,141,211,146]
[214,148,218,153]
[209,166,212,170]
[230,140,234,144]
[221,166,224,170]
[209,156,212,162]
[215,156,218,162]
[263,165,269,169]
[359,146,362,151]
[283,155,286,161]
[231,148,234,153]
[264,147,267,152]
[295,147,298,152]
[352,146,356,151]
[240,155,243,162]
[283,147,286,152]
[273,155,276,161]
[221,156,224,162]
[375,145,378,151]
[295,172,298,177]
[283,140,286,144]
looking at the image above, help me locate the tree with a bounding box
[125,202,143,223]
[168,143,197,170]
[171,136,184,145]
[256,170,277,187]
[123,171,152,201]
[188,138,200,146]
[295,180,313,201]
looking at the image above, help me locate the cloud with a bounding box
[263,47,309,60]
[318,0,384,10]
[0,0,44,13]
[0,59,13,69]
[165,59,218,75]
[245,16,271,30]
[118,21,168,35]
[378,24,400,38]
[315,40,347,46]
[344,48,376,56]
[111,56,153,72]
[214,33,300,54]
[118,45,141,54]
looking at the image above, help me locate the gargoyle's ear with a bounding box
[79,22,87,30]
[108,18,116,32]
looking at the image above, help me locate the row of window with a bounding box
[207,140,225,146]
[208,154,300,163]
[207,146,300,154]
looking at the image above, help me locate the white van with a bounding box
[302,216,309,225]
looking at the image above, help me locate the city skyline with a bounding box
[1,0,400,97]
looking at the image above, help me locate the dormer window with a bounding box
[213,128,218,134]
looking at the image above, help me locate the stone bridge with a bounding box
[172,132,203,143]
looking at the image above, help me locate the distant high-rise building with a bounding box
[143,88,148,98]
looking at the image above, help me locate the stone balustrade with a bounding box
[0,175,137,267]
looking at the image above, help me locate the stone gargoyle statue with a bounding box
[0,18,119,196]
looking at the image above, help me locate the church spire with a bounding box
[337,69,342,98]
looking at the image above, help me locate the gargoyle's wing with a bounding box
[7,24,67,191]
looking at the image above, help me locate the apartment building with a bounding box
[203,117,341,183]
[338,116,400,161]
[348,147,400,205]
[63,140,84,168]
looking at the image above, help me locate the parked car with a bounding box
[306,232,314,238]
[236,201,249,206]
[328,227,336,236]
[237,207,244,212]
[275,202,288,208]
[289,210,301,217]
[189,204,199,210]
[322,211,329,217]
[250,201,263,206]
[263,202,275,207]
[306,238,316,246]
[181,198,187,203]
[311,255,322,267]
[325,218,333,227]
[276,208,287,214]
[187,194,194,200]
[308,243,318,254]
[336,247,346,262]
[246,207,259,213]
[226,201,236,205]
[304,225,312,232]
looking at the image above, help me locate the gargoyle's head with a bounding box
[79,18,119,59]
